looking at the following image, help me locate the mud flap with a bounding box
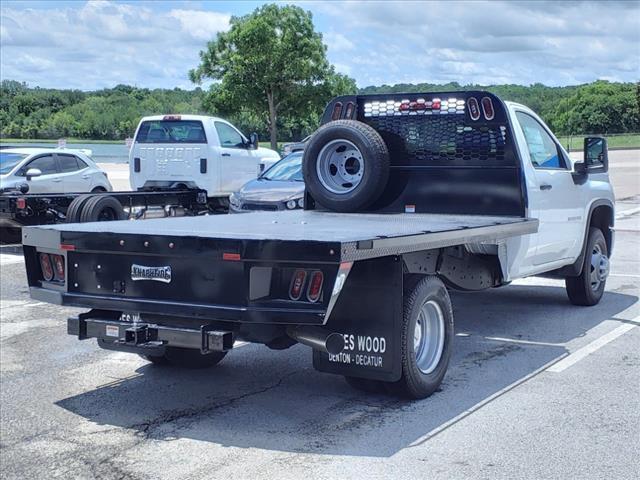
[313,256,403,382]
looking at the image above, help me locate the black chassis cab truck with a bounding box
[22,91,615,399]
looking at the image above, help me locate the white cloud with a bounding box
[168,9,231,43]
[324,32,355,53]
[315,0,640,86]
[0,0,231,89]
[0,0,638,90]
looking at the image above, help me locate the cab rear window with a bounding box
[135,120,207,144]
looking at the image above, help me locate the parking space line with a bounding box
[406,354,570,449]
[546,319,638,373]
[615,206,640,219]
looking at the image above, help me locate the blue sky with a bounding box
[1,1,639,90]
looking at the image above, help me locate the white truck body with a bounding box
[503,102,615,280]
[129,115,280,197]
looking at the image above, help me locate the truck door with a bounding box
[514,111,584,265]
[213,121,259,193]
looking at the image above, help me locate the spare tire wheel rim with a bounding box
[414,300,446,374]
[316,139,364,194]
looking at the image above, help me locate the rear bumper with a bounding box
[68,312,234,355]
[31,287,327,325]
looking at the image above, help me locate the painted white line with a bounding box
[407,354,569,448]
[609,273,640,278]
[616,206,640,219]
[0,254,24,266]
[485,336,565,347]
[547,320,637,373]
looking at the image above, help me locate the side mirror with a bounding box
[249,132,259,150]
[573,161,587,175]
[25,168,42,180]
[583,137,608,173]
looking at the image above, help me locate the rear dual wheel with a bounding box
[345,276,454,399]
[66,194,125,223]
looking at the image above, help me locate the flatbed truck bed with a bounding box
[25,210,536,261]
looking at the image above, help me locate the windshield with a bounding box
[135,120,207,144]
[0,153,28,175]
[262,153,303,181]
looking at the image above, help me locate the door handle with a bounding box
[540,184,553,191]
[82,175,90,179]
[52,178,62,182]
[221,153,231,157]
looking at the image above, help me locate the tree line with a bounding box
[2,78,637,143]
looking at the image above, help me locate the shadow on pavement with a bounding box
[57,285,637,457]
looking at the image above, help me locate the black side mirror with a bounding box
[583,137,608,173]
[249,132,259,150]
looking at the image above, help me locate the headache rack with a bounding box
[312,90,526,217]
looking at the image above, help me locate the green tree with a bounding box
[189,3,354,149]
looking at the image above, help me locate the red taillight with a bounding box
[39,253,54,282]
[51,254,65,281]
[222,252,241,261]
[306,271,324,303]
[468,97,481,121]
[344,101,354,118]
[60,244,75,251]
[16,198,26,210]
[163,115,182,121]
[289,269,307,301]
[331,102,343,120]
[481,97,494,120]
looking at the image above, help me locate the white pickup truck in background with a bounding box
[129,115,280,198]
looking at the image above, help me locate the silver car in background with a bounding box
[0,148,113,194]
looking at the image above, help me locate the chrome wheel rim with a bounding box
[316,139,364,194]
[590,243,609,291]
[414,300,445,374]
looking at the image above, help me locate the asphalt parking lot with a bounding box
[1,152,639,479]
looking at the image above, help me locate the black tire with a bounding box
[303,120,390,212]
[566,227,608,306]
[65,194,93,223]
[141,347,227,369]
[79,195,126,223]
[139,353,171,365]
[344,376,387,394]
[386,276,454,399]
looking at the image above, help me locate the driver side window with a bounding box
[214,122,245,149]
[20,155,58,175]
[515,112,566,169]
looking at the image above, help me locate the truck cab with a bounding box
[504,102,614,280]
[129,115,280,197]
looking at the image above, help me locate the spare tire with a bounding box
[79,195,126,223]
[303,120,390,212]
[65,194,93,223]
